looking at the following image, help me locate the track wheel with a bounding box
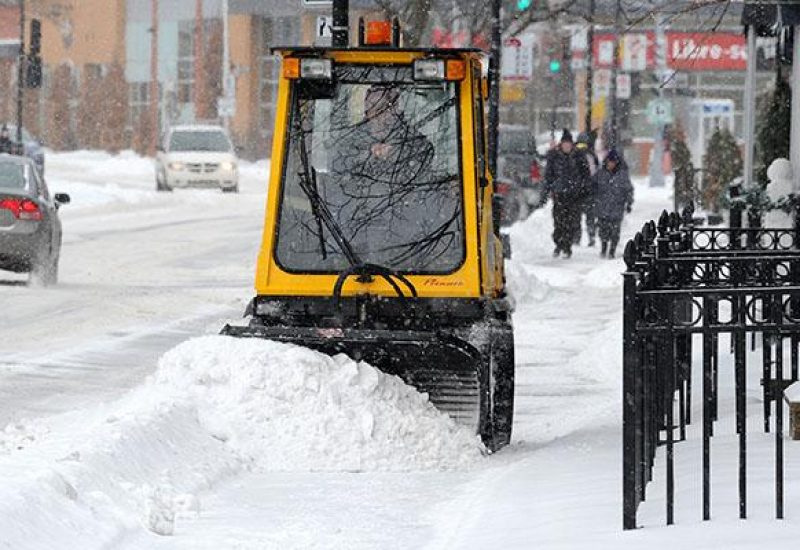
[480,320,515,452]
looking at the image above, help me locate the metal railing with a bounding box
[622,205,800,529]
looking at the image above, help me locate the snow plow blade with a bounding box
[220,323,485,428]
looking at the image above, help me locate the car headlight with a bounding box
[220,161,236,172]
[168,161,185,171]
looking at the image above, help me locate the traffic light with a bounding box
[26,19,42,88]
[517,0,533,10]
[549,59,561,73]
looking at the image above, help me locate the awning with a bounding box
[742,1,800,36]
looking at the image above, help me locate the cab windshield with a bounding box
[275,64,464,274]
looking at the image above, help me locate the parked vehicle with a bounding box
[155,125,239,193]
[494,178,522,227]
[0,154,69,285]
[497,124,543,221]
[3,125,45,175]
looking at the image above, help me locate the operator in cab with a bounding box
[333,84,434,189]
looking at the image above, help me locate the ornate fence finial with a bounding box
[642,222,653,244]
[669,212,681,231]
[634,231,644,254]
[624,240,636,270]
[682,202,695,225]
[658,210,670,236]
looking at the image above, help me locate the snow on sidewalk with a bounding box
[0,338,481,549]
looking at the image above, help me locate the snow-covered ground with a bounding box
[1,153,797,548]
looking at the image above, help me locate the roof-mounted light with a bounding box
[300,58,333,80]
[283,58,333,80]
[365,21,392,46]
[358,18,401,47]
[414,59,444,80]
[413,59,466,81]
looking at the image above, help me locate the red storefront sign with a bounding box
[591,31,747,71]
[667,32,747,71]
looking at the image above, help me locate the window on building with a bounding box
[178,20,195,105]
[128,82,151,129]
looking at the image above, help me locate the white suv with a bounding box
[156,125,239,193]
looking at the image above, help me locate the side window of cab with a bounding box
[471,62,487,183]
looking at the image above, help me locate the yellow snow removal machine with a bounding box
[222,14,515,450]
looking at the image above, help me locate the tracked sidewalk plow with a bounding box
[223,18,515,451]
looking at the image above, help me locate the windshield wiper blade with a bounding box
[294,118,361,267]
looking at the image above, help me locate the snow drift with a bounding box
[153,336,484,472]
[0,337,481,548]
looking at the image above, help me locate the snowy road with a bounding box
[0,152,266,424]
[1,153,798,549]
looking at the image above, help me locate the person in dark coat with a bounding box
[574,130,599,247]
[594,149,634,258]
[543,129,591,258]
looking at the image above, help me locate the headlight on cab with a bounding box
[168,161,185,171]
[220,161,237,172]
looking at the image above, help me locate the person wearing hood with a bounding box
[543,129,591,258]
[594,149,633,258]
[574,130,599,247]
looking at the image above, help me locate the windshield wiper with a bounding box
[294,117,361,267]
[293,107,418,304]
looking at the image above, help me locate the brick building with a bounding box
[0,0,380,157]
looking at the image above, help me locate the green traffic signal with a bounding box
[549,59,561,73]
[517,0,533,10]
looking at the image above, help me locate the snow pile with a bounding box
[505,202,556,265]
[152,336,484,472]
[0,421,49,454]
[0,337,480,548]
[0,403,239,548]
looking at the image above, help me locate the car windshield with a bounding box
[168,130,231,152]
[275,64,464,274]
[0,163,26,189]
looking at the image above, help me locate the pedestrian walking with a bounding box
[575,131,599,247]
[544,129,590,258]
[594,149,634,259]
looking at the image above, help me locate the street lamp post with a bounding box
[16,0,25,147]
[487,0,501,178]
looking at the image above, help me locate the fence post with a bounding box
[729,179,743,250]
[623,242,640,530]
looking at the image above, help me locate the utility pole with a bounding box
[149,0,159,156]
[222,0,231,130]
[649,14,666,187]
[16,0,25,147]
[487,0,501,178]
[608,0,621,151]
[584,0,595,133]
[194,0,205,120]
[332,0,349,48]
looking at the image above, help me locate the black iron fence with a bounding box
[622,205,800,529]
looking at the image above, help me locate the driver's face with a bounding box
[365,88,399,121]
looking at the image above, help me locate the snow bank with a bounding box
[0,337,481,548]
[43,150,270,214]
[153,336,483,472]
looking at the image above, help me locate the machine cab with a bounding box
[255,42,506,301]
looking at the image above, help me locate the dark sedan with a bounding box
[0,154,69,285]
